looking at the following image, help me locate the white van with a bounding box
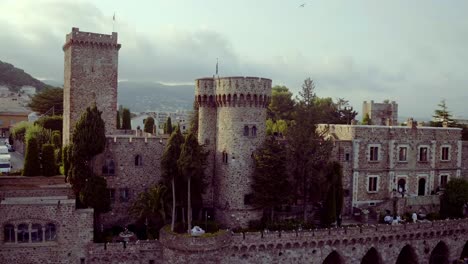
[0,154,11,174]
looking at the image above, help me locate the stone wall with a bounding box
[462,141,468,180]
[86,241,162,264]
[95,136,166,227]
[62,27,121,145]
[362,100,398,126]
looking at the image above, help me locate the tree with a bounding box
[22,137,40,176]
[322,162,344,226]
[177,132,207,233]
[440,178,468,219]
[121,108,131,130]
[81,175,111,240]
[130,184,168,238]
[267,86,295,121]
[144,116,155,134]
[189,101,199,135]
[266,119,288,136]
[62,144,71,177]
[287,78,332,220]
[52,130,61,149]
[116,110,121,129]
[362,113,371,125]
[28,88,63,115]
[431,99,455,127]
[165,117,173,135]
[41,144,56,176]
[35,115,63,134]
[252,136,291,220]
[161,127,185,231]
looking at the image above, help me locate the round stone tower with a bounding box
[196,76,272,227]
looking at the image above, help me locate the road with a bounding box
[10,151,24,172]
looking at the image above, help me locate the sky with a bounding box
[1,0,467,119]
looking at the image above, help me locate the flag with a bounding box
[216,58,218,75]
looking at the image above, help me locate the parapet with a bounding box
[215,76,271,96]
[63,27,121,51]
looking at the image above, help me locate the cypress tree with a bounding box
[52,130,61,149]
[121,108,131,130]
[161,126,185,231]
[62,144,71,177]
[116,110,121,129]
[41,144,56,176]
[322,162,344,226]
[72,104,106,163]
[22,137,40,176]
[166,117,173,134]
[144,117,155,134]
[362,113,371,125]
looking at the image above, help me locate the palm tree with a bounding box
[129,184,168,236]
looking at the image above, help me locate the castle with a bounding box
[1,28,468,263]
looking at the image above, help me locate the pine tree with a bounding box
[431,99,455,127]
[166,117,173,134]
[252,136,291,220]
[121,108,131,130]
[362,113,371,125]
[41,144,56,176]
[144,117,155,134]
[177,132,207,233]
[161,126,185,231]
[22,137,40,176]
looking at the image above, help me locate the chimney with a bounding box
[407,118,417,129]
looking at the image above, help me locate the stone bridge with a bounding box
[159,219,468,264]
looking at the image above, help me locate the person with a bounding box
[384,215,392,224]
[412,212,417,223]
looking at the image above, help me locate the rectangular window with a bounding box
[419,147,428,162]
[368,176,378,192]
[369,146,379,161]
[440,175,448,189]
[441,147,450,161]
[345,153,350,161]
[120,188,130,202]
[398,147,407,162]
[109,189,115,203]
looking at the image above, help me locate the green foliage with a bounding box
[121,108,131,130]
[35,115,63,134]
[322,162,344,226]
[62,144,71,177]
[252,136,291,220]
[315,97,358,124]
[11,121,31,141]
[165,117,173,134]
[116,110,121,129]
[25,124,51,151]
[144,117,155,134]
[161,127,185,185]
[68,161,90,195]
[440,178,468,218]
[28,88,63,115]
[72,105,106,162]
[41,144,56,177]
[268,86,295,121]
[266,119,288,136]
[130,184,168,229]
[431,99,456,127]
[22,137,40,176]
[362,113,371,125]
[80,176,111,214]
[189,101,199,135]
[54,148,62,167]
[52,130,61,149]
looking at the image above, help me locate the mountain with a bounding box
[0,60,48,91]
[117,81,194,112]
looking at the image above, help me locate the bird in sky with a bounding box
[299,3,305,7]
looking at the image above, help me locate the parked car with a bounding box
[6,144,14,152]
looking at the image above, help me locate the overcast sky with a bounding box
[1,0,467,119]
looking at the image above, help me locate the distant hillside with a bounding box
[118,81,194,112]
[0,60,48,91]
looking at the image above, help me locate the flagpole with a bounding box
[112,12,115,32]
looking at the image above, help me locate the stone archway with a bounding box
[361,247,382,264]
[396,244,418,264]
[418,178,426,196]
[323,250,344,264]
[429,241,449,264]
[461,241,468,260]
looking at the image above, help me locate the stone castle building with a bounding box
[362,100,398,126]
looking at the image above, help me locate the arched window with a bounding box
[135,155,142,166]
[31,224,43,242]
[222,151,228,164]
[243,126,249,136]
[102,159,115,175]
[4,224,14,242]
[45,223,56,241]
[17,223,29,243]
[251,126,257,137]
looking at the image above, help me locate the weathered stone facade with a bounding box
[362,100,398,126]
[196,77,272,227]
[62,27,121,145]
[319,123,464,215]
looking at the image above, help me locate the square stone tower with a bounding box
[62,27,121,145]
[362,100,398,126]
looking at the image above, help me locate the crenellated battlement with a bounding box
[105,135,168,145]
[63,27,121,51]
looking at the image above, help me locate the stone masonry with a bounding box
[362,100,398,126]
[62,27,121,145]
[196,76,272,227]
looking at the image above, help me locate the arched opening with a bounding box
[429,241,449,264]
[251,126,257,137]
[396,245,418,264]
[323,250,344,264]
[135,155,142,166]
[418,178,426,196]
[460,241,468,260]
[45,223,56,241]
[17,223,29,243]
[31,223,43,242]
[361,247,382,264]
[244,126,249,136]
[397,178,406,193]
[3,224,14,242]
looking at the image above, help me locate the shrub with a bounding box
[41,144,56,176]
[11,121,31,141]
[22,137,41,176]
[55,148,62,166]
[35,115,63,133]
[25,124,51,150]
[52,130,61,149]
[62,145,71,177]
